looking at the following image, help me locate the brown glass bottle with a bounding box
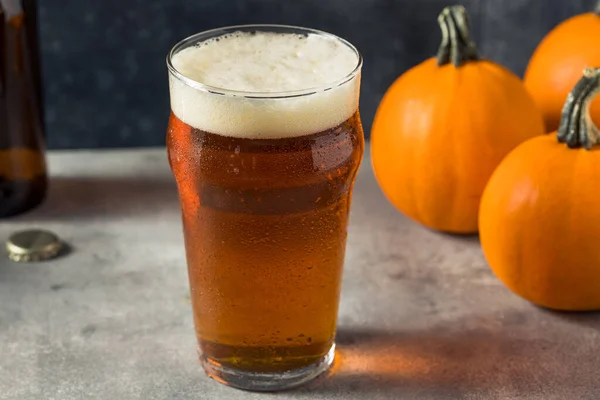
[0,0,46,218]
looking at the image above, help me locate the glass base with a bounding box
[200,344,335,391]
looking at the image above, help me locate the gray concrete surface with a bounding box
[1,148,599,400]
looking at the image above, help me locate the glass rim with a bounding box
[166,24,363,99]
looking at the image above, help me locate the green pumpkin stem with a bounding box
[436,5,479,67]
[595,1,600,15]
[557,67,600,150]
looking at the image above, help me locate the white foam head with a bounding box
[168,29,361,139]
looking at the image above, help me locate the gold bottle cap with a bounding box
[6,229,63,262]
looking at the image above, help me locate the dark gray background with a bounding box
[38,0,596,149]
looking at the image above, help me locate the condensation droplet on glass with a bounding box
[233,167,240,174]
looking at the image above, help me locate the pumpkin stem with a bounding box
[557,67,600,150]
[595,1,600,15]
[436,5,479,67]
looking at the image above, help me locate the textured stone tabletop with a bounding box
[1,148,599,400]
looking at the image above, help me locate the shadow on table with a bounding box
[296,312,600,398]
[538,307,600,328]
[29,176,179,221]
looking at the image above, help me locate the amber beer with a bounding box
[166,25,363,391]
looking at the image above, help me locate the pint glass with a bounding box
[166,25,364,391]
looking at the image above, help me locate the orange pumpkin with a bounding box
[524,2,600,132]
[371,5,545,233]
[480,68,600,311]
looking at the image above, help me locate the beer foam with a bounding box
[169,31,360,138]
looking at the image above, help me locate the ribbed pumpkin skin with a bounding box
[524,13,600,133]
[479,135,600,311]
[371,58,545,233]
